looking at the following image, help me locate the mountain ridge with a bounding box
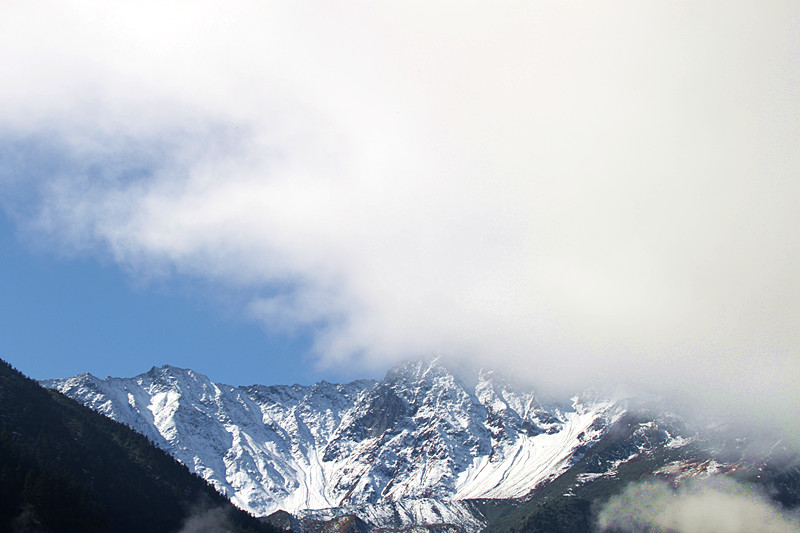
[41,357,799,532]
[42,357,624,529]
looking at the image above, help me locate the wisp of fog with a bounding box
[597,477,800,533]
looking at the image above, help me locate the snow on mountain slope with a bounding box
[453,395,616,500]
[41,357,622,522]
[299,498,486,533]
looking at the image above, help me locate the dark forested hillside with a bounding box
[0,358,282,533]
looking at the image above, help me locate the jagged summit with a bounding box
[385,354,483,383]
[42,357,622,527]
[147,363,190,373]
[38,359,800,531]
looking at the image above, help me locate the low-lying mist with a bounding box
[597,477,800,533]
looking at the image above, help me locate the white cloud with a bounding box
[597,478,800,533]
[1,2,798,435]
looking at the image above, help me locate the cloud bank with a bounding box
[597,478,800,533]
[1,2,798,434]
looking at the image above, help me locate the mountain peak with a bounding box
[35,360,799,532]
[146,363,192,375]
[42,359,624,527]
[384,354,482,384]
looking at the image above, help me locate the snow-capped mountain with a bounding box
[41,357,623,529]
[40,357,800,532]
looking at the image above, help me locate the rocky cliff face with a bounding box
[42,357,624,529]
[41,358,800,532]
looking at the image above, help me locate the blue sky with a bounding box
[0,208,333,385]
[0,1,798,436]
